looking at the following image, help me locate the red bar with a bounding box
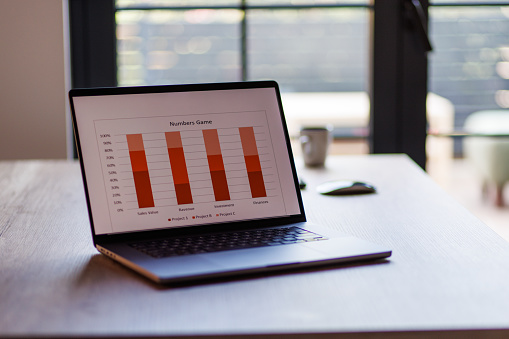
[210,170,230,201]
[126,134,155,208]
[174,183,193,205]
[167,148,190,185]
[238,127,258,156]
[165,132,193,205]
[238,127,267,198]
[203,129,230,201]
[132,171,155,208]
[247,171,267,198]
[244,154,262,172]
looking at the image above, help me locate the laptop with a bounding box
[69,80,391,284]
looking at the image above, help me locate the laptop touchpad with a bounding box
[203,244,327,269]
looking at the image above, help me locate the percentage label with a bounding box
[107,164,115,168]
[106,156,114,160]
[111,186,119,190]
[100,134,111,138]
[114,201,122,205]
[110,178,118,182]
[104,149,113,152]
[117,208,124,212]
[108,171,117,175]
[103,141,112,145]
[112,193,121,197]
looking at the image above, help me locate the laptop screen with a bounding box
[71,82,303,236]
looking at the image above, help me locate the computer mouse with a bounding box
[316,180,376,196]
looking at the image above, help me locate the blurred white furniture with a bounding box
[464,110,509,206]
[281,92,455,163]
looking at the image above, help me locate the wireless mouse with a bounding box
[316,180,376,196]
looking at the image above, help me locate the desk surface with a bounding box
[2,155,509,338]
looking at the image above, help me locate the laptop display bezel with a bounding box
[69,81,306,245]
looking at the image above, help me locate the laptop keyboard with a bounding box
[129,226,328,258]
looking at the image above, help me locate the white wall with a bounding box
[0,0,70,159]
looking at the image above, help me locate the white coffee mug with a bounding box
[300,125,333,167]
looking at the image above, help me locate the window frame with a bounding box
[69,0,117,88]
[369,0,429,168]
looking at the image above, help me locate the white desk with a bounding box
[1,155,509,338]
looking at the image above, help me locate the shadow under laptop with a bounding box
[76,254,391,290]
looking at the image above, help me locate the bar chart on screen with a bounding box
[93,111,288,231]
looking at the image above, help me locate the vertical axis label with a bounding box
[126,134,155,208]
[239,127,267,198]
[165,131,193,205]
[203,129,231,201]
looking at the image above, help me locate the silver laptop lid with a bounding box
[69,81,305,238]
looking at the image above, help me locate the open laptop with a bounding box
[69,81,391,284]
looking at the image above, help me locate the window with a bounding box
[429,2,509,152]
[112,1,371,152]
[114,1,369,93]
[116,4,243,86]
[69,0,428,167]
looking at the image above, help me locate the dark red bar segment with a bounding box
[174,183,193,205]
[247,171,267,198]
[210,170,230,201]
[132,171,155,208]
[126,134,155,208]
